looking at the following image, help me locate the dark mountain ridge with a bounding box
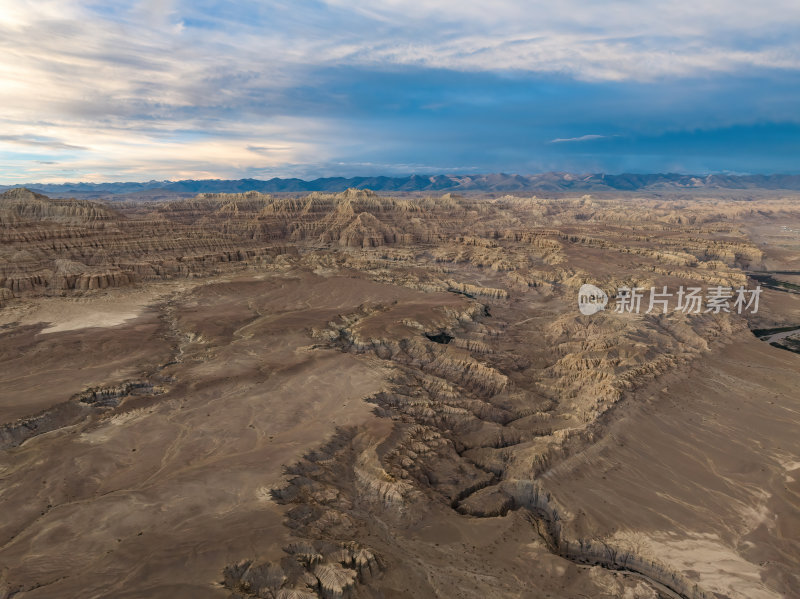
[4,172,800,198]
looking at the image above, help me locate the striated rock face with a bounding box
[0,187,117,224]
[1,186,775,302]
[0,188,288,297]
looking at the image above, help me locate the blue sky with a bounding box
[1,0,800,182]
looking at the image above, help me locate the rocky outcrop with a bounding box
[0,380,163,449]
[223,541,380,599]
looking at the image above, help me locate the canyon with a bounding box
[0,187,799,599]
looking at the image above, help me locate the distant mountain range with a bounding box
[4,173,800,198]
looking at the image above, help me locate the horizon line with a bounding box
[4,171,800,187]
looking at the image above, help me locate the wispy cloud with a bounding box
[320,0,800,79]
[0,135,87,151]
[550,134,607,144]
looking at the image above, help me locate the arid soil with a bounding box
[1,187,799,599]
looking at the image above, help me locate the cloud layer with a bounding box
[2,0,800,181]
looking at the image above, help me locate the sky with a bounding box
[1,0,800,182]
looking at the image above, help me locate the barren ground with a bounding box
[1,188,799,599]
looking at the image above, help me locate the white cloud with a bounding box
[0,112,337,183]
[2,0,800,181]
[550,134,607,144]
[319,0,800,78]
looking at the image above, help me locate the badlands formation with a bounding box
[0,186,799,599]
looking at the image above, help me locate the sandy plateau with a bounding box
[0,187,799,598]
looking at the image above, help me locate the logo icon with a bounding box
[578,284,608,315]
